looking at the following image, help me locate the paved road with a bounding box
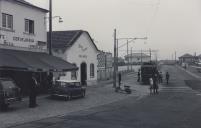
[9,65,201,128]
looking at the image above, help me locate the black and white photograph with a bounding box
[0,0,201,128]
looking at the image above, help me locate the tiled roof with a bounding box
[10,0,48,12]
[48,30,99,51]
[179,53,193,58]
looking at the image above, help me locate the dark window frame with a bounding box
[90,63,95,78]
[24,19,34,34]
[2,13,13,29]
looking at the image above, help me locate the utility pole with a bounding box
[105,52,107,80]
[127,40,129,71]
[175,51,177,64]
[131,47,133,71]
[141,49,143,65]
[113,29,117,88]
[49,0,52,55]
[149,48,152,62]
[116,39,118,72]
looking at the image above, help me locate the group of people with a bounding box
[149,71,170,95]
[137,69,170,95]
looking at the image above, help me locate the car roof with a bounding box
[56,80,80,83]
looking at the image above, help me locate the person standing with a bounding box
[29,73,38,108]
[118,72,122,87]
[153,73,159,94]
[166,72,170,85]
[137,70,141,82]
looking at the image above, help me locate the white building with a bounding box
[125,53,151,64]
[51,30,99,86]
[0,0,77,93]
[0,0,48,52]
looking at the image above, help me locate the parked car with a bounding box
[0,78,22,110]
[50,80,86,100]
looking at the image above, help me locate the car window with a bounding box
[1,80,16,90]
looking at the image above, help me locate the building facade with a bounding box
[179,53,197,65]
[51,30,99,86]
[125,53,151,64]
[0,0,77,94]
[0,0,47,52]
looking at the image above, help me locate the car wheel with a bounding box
[68,94,72,100]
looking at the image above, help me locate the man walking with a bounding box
[166,71,170,85]
[29,72,38,108]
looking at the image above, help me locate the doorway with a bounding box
[80,62,87,85]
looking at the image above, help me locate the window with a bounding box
[25,19,34,34]
[71,64,77,80]
[2,13,13,29]
[90,63,95,78]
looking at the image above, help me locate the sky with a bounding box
[26,0,201,60]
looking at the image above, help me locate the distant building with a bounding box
[50,30,99,86]
[179,53,198,64]
[124,53,151,64]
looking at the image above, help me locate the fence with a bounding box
[97,65,141,81]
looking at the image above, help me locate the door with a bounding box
[80,62,87,85]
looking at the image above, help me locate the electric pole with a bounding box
[131,47,133,71]
[116,39,119,72]
[149,48,152,62]
[49,0,52,55]
[113,29,117,88]
[127,40,129,71]
[105,52,107,80]
[141,49,143,65]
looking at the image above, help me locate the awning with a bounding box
[0,49,78,72]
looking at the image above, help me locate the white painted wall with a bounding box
[0,0,47,52]
[58,32,98,86]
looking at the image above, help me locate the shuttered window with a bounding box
[2,13,13,29]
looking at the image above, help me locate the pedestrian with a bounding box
[149,77,153,95]
[137,70,141,82]
[153,73,159,94]
[29,72,38,108]
[159,71,163,83]
[165,71,170,85]
[118,72,122,87]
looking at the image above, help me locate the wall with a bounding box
[59,32,98,86]
[0,0,47,52]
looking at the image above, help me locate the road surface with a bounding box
[9,65,201,128]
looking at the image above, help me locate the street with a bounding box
[8,65,201,128]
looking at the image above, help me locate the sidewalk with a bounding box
[0,73,149,128]
[176,65,201,79]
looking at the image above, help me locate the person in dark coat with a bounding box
[118,72,122,87]
[153,73,159,94]
[166,72,170,85]
[29,73,38,108]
